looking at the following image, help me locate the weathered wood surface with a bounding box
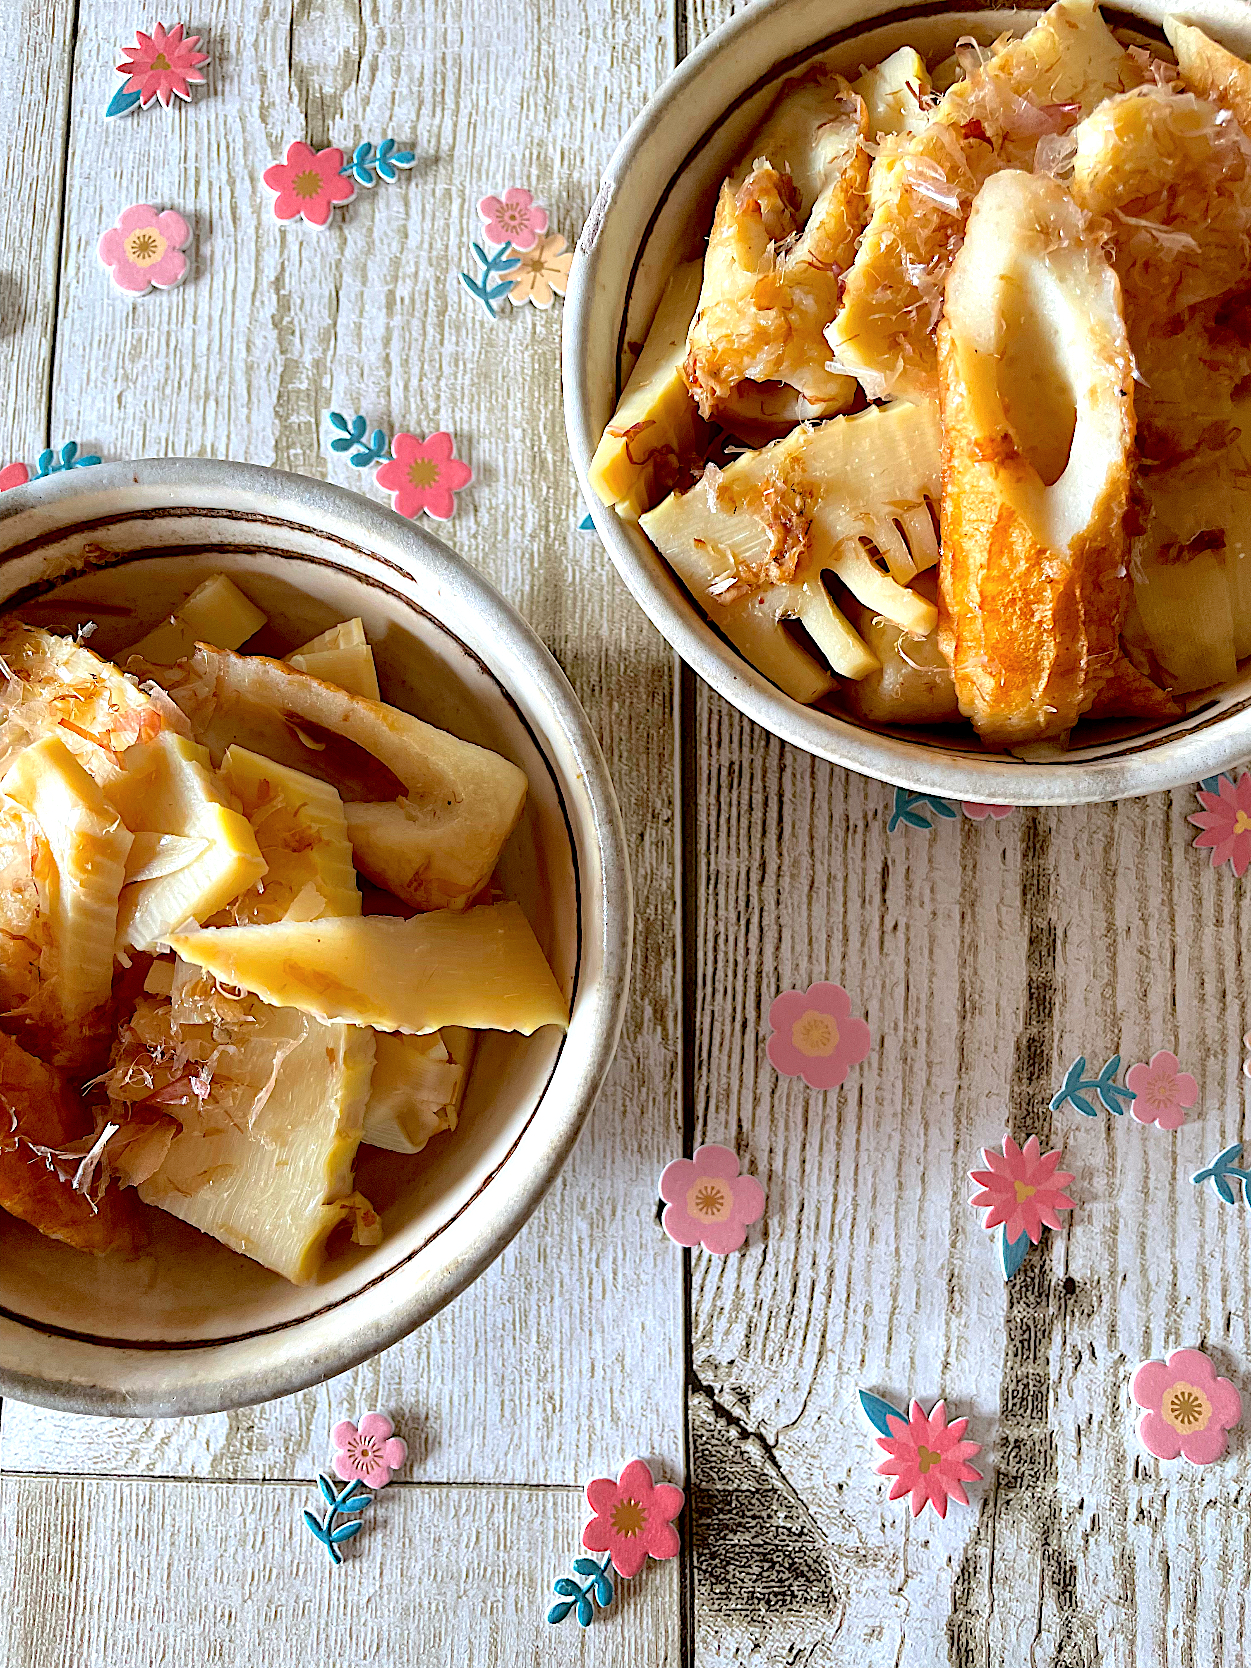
[0,0,685,1660]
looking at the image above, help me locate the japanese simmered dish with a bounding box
[0,577,567,1285]
[591,1,1251,747]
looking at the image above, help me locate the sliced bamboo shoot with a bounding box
[852,46,932,138]
[1165,15,1251,133]
[1,735,132,1026]
[126,575,267,665]
[0,624,159,785]
[286,643,380,701]
[589,261,711,513]
[216,745,360,923]
[137,996,376,1285]
[363,1028,475,1154]
[291,619,368,655]
[160,648,528,911]
[106,731,267,951]
[640,401,941,701]
[168,902,569,1035]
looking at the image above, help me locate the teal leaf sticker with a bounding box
[858,1389,908,1436]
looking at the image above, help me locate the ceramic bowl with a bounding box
[564,0,1251,804]
[0,458,630,1416]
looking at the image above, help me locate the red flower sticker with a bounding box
[263,143,356,228]
[375,432,472,521]
[1189,772,1251,877]
[874,1399,983,1519]
[581,1459,683,1578]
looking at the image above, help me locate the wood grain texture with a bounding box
[686,701,1251,1667]
[0,0,686,1493]
[0,1477,682,1667]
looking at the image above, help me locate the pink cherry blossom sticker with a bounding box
[98,205,190,295]
[477,187,548,251]
[1125,1050,1197,1130]
[331,1411,408,1489]
[961,801,1013,821]
[375,431,473,520]
[659,1143,764,1254]
[766,981,872,1089]
[582,1458,684,1578]
[1131,1348,1242,1464]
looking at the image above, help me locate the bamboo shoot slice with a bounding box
[589,260,711,512]
[363,1028,475,1154]
[291,619,368,656]
[159,648,528,911]
[216,745,360,923]
[106,731,267,951]
[286,643,380,701]
[1135,546,1237,693]
[0,625,159,786]
[1165,15,1251,132]
[853,46,931,138]
[640,401,940,700]
[1,735,132,1025]
[138,1000,376,1285]
[126,575,267,665]
[168,902,569,1035]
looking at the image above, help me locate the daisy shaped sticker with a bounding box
[659,1143,764,1254]
[969,1133,1076,1279]
[1189,773,1251,877]
[98,205,190,295]
[863,1395,983,1519]
[105,22,209,119]
[767,981,872,1089]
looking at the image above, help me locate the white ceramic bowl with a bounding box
[0,459,630,1416]
[564,0,1251,804]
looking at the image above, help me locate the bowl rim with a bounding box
[0,456,633,1415]
[562,0,1251,806]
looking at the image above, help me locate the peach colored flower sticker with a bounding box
[98,205,190,295]
[1125,1050,1197,1130]
[766,981,872,1089]
[659,1144,764,1254]
[509,233,573,309]
[1132,1348,1242,1464]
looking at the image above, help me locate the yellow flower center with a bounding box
[407,459,441,489]
[152,52,172,71]
[1235,811,1251,835]
[917,1445,942,1474]
[688,1178,731,1223]
[1014,1180,1037,1203]
[124,228,166,267]
[1162,1381,1211,1434]
[292,169,324,200]
[791,1009,839,1058]
[610,1498,646,1537]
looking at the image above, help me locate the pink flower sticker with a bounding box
[98,205,190,295]
[375,431,472,521]
[1189,772,1251,877]
[477,187,548,251]
[331,1412,408,1490]
[0,462,29,492]
[582,1458,684,1578]
[1132,1348,1242,1464]
[659,1143,764,1255]
[969,1134,1076,1244]
[1125,1050,1197,1130]
[874,1400,983,1519]
[766,981,872,1089]
[961,802,1013,821]
[263,143,356,228]
[115,22,209,109]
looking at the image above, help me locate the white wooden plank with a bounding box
[0,0,75,460]
[687,695,1251,1666]
[1,0,684,1491]
[0,1477,682,1667]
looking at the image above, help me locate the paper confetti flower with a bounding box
[375,431,473,521]
[478,187,548,251]
[331,1413,408,1490]
[659,1143,764,1255]
[766,981,872,1089]
[969,1134,1075,1245]
[1189,772,1251,878]
[1131,1348,1242,1464]
[98,205,190,295]
[108,22,208,117]
[1125,1050,1197,1130]
[0,463,28,491]
[582,1459,683,1578]
[961,801,1013,821]
[873,1399,983,1519]
[264,143,357,228]
[0,443,100,491]
[509,233,573,309]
